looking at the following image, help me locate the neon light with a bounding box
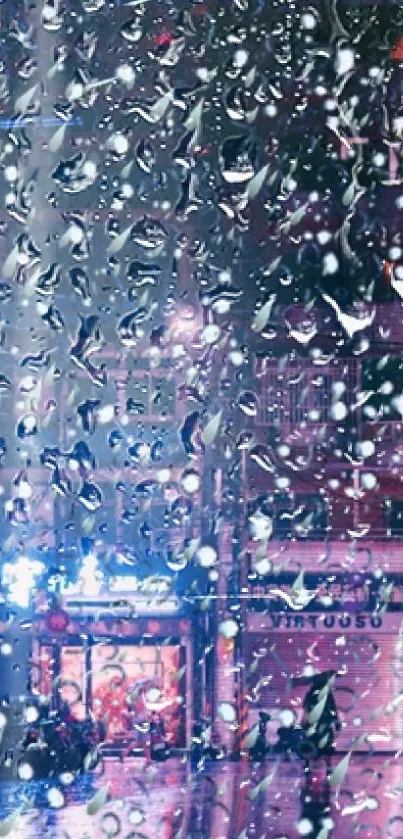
[2,556,45,608]
[67,553,105,597]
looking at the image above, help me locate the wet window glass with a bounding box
[0,2,403,838]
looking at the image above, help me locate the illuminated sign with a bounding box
[65,574,180,616]
[65,595,180,616]
[247,611,403,633]
[249,612,384,632]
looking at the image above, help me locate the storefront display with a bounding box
[247,612,403,753]
[31,616,191,748]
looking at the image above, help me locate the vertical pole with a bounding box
[353,469,360,529]
[51,641,60,714]
[214,520,237,753]
[236,447,249,757]
[198,304,216,725]
[192,613,206,723]
[388,143,400,181]
[178,642,187,747]
[0,617,33,779]
[85,642,92,718]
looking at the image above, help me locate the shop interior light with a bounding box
[109,576,139,592]
[2,555,45,608]
[77,553,105,597]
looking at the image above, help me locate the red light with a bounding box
[391,38,403,60]
[384,261,393,286]
[155,32,173,47]
[45,609,69,633]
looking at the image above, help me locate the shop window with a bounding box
[59,647,86,720]
[248,493,293,541]
[126,377,149,416]
[31,642,54,698]
[126,376,175,419]
[258,362,358,427]
[151,377,175,418]
[248,493,327,541]
[91,644,182,745]
[362,357,403,421]
[387,500,403,537]
[294,494,328,540]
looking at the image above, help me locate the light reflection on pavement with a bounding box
[0,755,403,838]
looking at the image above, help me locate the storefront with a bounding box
[246,609,403,753]
[31,590,193,750]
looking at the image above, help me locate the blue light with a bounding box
[0,116,82,129]
[2,556,45,608]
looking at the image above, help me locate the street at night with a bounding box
[1,0,403,836]
[0,755,401,838]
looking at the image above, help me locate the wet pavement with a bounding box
[0,754,401,838]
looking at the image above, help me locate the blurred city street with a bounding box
[1,1,403,837]
[0,754,401,839]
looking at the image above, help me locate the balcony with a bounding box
[251,360,403,468]
[254,358,360,433]
[247,493,328,542]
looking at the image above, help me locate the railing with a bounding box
[252,360,403,464]
[254,358,361,430]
